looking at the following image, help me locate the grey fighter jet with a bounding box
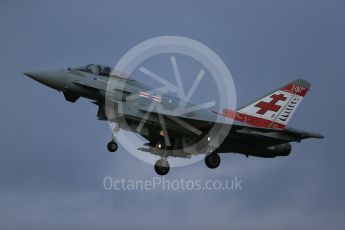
[24,64,323,175]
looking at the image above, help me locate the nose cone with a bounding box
[24,70,67,90]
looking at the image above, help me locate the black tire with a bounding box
[205,153,220,169]
[154,159,170,176]
[107,141,118,152]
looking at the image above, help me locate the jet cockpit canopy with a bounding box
[76,64,112,76]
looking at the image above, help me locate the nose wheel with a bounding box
[154,158,170,176]
[107,140,118,152]
[107,124,120,152]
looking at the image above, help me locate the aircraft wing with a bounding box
[126,103,322,149]
[101,78,323,152]
[224,125,323,148]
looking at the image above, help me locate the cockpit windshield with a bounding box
[76,64,112,76]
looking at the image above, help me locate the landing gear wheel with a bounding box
[205,153,220,169]
[154,158,170,176]
[107,141,118,152]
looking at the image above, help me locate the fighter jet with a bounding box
[24,64,323,175]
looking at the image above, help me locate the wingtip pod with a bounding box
[312,132,325,139]
[284,127,324,139]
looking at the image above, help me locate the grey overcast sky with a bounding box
[0,0,344,229]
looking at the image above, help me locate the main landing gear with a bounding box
[154,158,170,176]
[205,152,221,169]
[152,152,221,175]
[153,152,220,176]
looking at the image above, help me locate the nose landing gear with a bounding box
[107,124,120,153]
[107,141,118,152]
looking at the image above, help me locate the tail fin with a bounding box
[224,79,311,129]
